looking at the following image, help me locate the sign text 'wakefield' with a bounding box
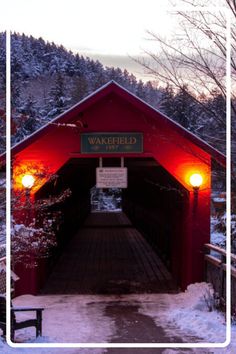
[81,133,143,153]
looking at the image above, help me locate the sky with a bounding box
[1,0,179,81]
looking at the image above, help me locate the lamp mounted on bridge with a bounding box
[22,174,35,224]
[22,174,35,189]
[189,173,203,212]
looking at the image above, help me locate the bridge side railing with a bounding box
[204,243,236,310]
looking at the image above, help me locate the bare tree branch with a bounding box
[134,0,236,139]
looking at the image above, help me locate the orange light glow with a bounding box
[13,160,52,193]
[174,163,209,191]
[189,173,203,188]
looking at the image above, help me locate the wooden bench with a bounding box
[0,296,44,341]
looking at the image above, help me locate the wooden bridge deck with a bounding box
[42,212,178,294]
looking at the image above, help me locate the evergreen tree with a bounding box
[201,91,226,154]
[136,80,146,100]
[47,73,71,119]
[171,86,196,129]
[160,85,206,134]
[19,94,37,118]
[160,85,175,117]
[12,95,39,142]
[71,75,88,103]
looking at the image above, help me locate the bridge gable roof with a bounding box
[2,80,225,166]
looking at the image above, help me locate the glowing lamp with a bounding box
[189,173,203,189]
[22,174,35,189]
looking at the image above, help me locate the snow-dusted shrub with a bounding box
[11,220,57,267]
[213,212,226,235]
[10,162,72,267]
[11,187,71,267]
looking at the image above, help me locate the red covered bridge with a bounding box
[8,81,225,295]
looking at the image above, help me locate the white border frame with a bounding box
[6,5,231,349]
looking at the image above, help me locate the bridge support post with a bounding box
[181,189,211,289]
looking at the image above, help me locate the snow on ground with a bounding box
[14,294,115,344]
[139,283,236,353]
[0,340,98,354]
[1,294,116,354]
[0,284,235,353]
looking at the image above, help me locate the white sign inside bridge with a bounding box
[96,168,127,188]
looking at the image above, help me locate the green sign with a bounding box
[81,133,143,154]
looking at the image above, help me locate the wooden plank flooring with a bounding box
[42,212,178,294]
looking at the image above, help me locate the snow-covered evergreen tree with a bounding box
[71,75,88,103]
[46,73,71,119]
[161,85,200,130]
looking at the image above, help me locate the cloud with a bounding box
[73,51,153,82]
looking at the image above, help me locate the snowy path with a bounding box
[104,299,204,354]
[1,285,235,353]
[1,295,204,353]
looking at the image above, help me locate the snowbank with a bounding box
[139,283,236,353]
[164,283,227,342]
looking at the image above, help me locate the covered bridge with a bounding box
[6,81,226,295]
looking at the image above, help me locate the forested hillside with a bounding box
[0,32,163,151]
[0,32,227,159]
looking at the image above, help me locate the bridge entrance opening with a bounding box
[90,187,122,213]
[37,156,187,295]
